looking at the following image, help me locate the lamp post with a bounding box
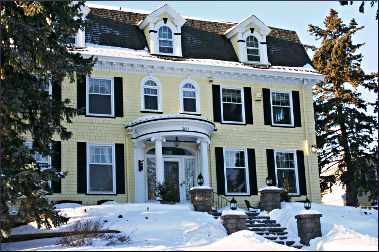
[265,176,273,186]
[197,173,204,186]
[304,196,311,210]
[230,197,237,210]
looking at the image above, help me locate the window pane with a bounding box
[89,94,112,115]
[159,26,172,39]
[277,169,297,194]
[183,90,196,98]
[159,46,173,54]
[273,107,291,124]
[89,164,113,192]
[159,40,173,47]
[225,151,245,168]
[145,80,157,87]
[90,145,112,164]
[272,93,290,106]
[223,103,243,122]
[183,98,196,112]
[226,168,247,193]
[183,83,195,89]
[222,89,241,103]
[144,88,158,95]
[276,152,295,169]
[144,95,158,110]
[89,78,111,95]
[247,55,260,62]
[246,36,258,48]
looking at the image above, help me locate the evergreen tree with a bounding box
[0,1,94,237]
[309,9,378,206]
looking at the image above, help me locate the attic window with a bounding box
[158,26,173,54]
[246,36,260,62]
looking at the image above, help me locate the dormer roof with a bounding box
[138,4,186,30]
[224,14,271,38]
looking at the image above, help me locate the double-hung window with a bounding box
[87,77,114,116]
[221,88,245,123]
[181,83,198,113]
[25,141,52,189]
[143,80,160,111]
[271,91,293,126]
[224,149,250,195]
[274,151,299,195]
[246,36,260,62]
[158,26,173,54]
[87,144,115,194]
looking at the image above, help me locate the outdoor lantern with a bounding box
[6,198,22,216]
[197,173,204,186]
[304,197,311,210]
[230,197,238,210]
[266,176,273,186]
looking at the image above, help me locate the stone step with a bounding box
[285,241,295,246]
[249,227,287,232]
[264,236,277,240]
[274,240,285,245]
[247,223,281,228]
[292,245,303,249]
[248,216,270,220]
[247,219,276,225]
[278,236,287,240]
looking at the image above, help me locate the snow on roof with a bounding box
[125,113,214,128]
[76,44,322,77]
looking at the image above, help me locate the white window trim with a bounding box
[270,90,294,127]
[179,79,200,114]
[140,76,162,112]
[274,149,300,196]
[246,35,260,64]
[86,76,115,117]
[153,21,181,57]
[220,86,246,124]
[241,31,265,64]
[158,25,174,55]
[223,148,250,196]
[86,143,116,195]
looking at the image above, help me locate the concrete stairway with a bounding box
[209,208,302,249]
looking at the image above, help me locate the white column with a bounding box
[154,137,164,185]
[200,140,210,186]
[134,142,145,203]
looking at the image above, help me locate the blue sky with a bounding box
[88,1,378,103]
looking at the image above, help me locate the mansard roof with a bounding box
[85,7,312,67]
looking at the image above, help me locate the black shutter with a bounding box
[215,147,225,195]
[51,141,61,193]
[212,85,221,122]
[114,77,123,117]
[52,77,61,103]
[292,91,301,127]
[115,144,125,194]
[244,87,253,124]
[77,142,87,193]
[247,149,258,195]
[263,88,272,125]
[297,150,307,195]
[77,74,86,115]
[266,149,276,186]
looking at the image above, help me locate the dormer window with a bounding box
[246,36,260,62]
[158,26,173,54]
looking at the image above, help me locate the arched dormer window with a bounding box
[246,36,260,62]
[158,26,173,54]
[180,81,199,114]
[142,78,161,111]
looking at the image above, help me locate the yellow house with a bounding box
[43,4,323,206]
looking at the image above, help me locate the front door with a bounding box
[164,160,180,202]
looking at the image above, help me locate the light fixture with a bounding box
[197,173,204,186]
[230,197,238,210]
[266,176,273,186]
[304,196,311,210]
[311,144,318,154]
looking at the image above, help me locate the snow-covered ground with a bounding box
[2,202,378,251]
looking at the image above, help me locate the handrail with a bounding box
[212,192,231,211]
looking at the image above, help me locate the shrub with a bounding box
[58,219,104,247]
[156,180,178,203]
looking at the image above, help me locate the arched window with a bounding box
[246,36,260,62]
[143,79,160,111]
[181,82,199,113]
[158,26,173,54]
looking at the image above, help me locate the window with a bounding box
[87,77,114,116]
[25,141,52,189]
[221,88,245,123]
[181,83,198,113]
[271,91,293,126]
[142,79,160,111]
[158,26,173,54]
[224,149,250,195]
[246,36,260,62]
[275,151,299,195]
[87,144,115,194]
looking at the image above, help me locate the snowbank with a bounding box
[309,225,378,251]
[270,202,378,249]
[191,230,297,251]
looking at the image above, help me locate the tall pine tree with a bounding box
[0,1,94,237]
[309,9,378,206]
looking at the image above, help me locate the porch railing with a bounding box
[212,192,231,211]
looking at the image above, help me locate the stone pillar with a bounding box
[189,187,213,212]
[154,137,164,185]
[134,142,145,203]
[199,140,210,186]
[295,213,322,246]
[259,187,283,212]
[221,211,248,234]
